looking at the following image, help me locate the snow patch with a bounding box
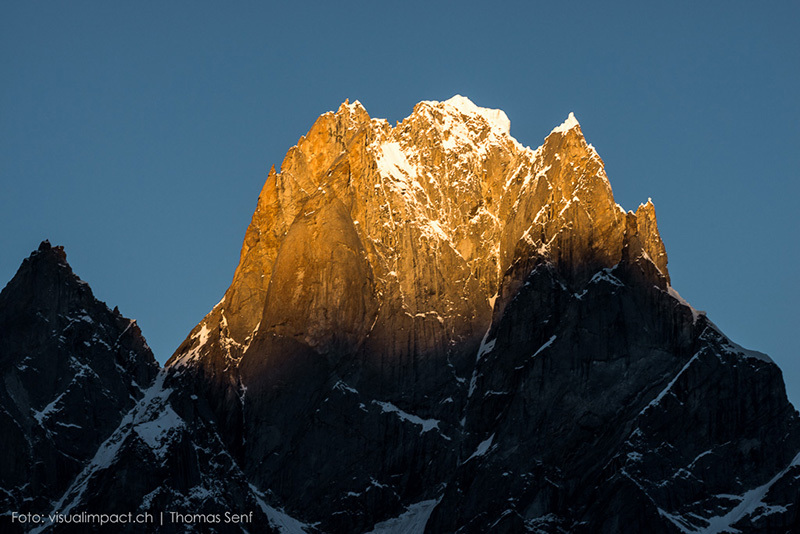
[436,95,511,136]
[702,320,774,364]
[249,483,313,534]
[469,325,495,398]
[372,401,440,433]
[640,352,700,415]
[377,142,417,183]
[589,268,624,288]
[35,373,176,523]
[32,392,66,425]
[334,381,359,395]
[31,357,99,424]
[170,322,211,367]
[627,452,643,463]
[701,451,800,533]
[532,335,557,358]
[133,405,185,459]
[465,434,495,462]
[721,337,773,364]
[476,337,496,362]
[423,219,449,242]
[365,498,441,534]
[54,422,81,429]
[687,449,714,470]
[656,508,695,534]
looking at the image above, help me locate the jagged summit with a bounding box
[168,97,669,372]
[337,98,366,114]
[168,97,675,384]
[30,238,66,263]
[2,240,99,320]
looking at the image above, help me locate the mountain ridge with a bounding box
[2,97,798,533]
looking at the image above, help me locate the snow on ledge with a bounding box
[133,405,185,459]
[723,338,773,364]
[372,400,440,433]
[701,451,800,533]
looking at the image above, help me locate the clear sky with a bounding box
[1,2,798,405]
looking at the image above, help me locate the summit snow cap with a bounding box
[550,112,581,135]
[425,94,512,137]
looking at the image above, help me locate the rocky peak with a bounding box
[0,242,158,516]
[164,103,681,527]
[0,240,158,392]
[1,241,94,335]
[634,198,670,282]
[168,97,671,390]
[499,111,626,279]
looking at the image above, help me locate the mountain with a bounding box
[166,96,800,533]
[2,97,798,533]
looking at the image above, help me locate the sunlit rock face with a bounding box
[169,98,668,398]
[166,98,800,533]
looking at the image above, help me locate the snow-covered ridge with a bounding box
[32,372,175,526]
[705,319,774,364]
[371,95,523,254]
[423,94,512,137]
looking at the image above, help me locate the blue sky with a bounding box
[1,1,798,404]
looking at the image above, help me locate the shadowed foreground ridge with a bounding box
[2,98,799,533]
[0,242,159,527]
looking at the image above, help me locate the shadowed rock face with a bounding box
[164,97,800,533]
[0,246,287,534]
